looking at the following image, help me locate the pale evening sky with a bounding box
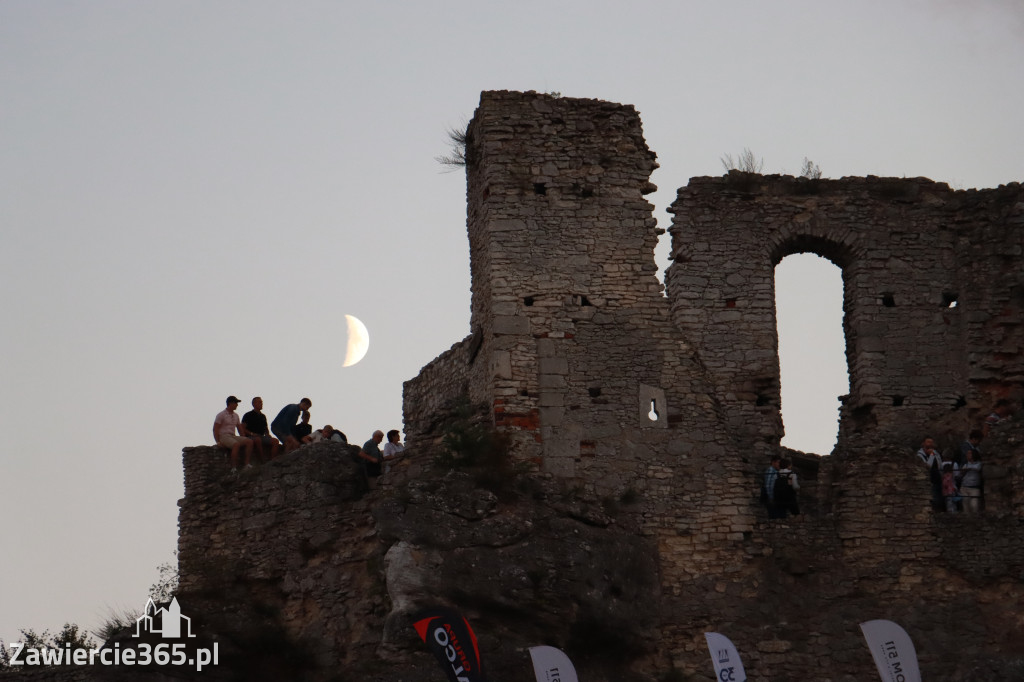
[1,0,1022,643]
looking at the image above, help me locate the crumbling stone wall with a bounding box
[414,94,765,647]
[163,91,1024,682]
[176,444,387,675]
[420,91,748,510]
[667,174,1024,456]
[401,91,1024,680]
[403,334,475,452]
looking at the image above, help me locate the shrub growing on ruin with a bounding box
[720,147,764,174]
[435,396,515,495]
[435,124,468,170]
[800,157,823,179]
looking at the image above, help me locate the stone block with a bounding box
[490,351,512,379]
[539,357,569,375]
[539,374,567,389]
[492,315,531,335]
[488,218,526,232]
[536,338,557,357]
[543,455,576,477]
[539,390,565,407]
[540,406,564,426]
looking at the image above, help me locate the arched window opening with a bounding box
[775,254,849,454]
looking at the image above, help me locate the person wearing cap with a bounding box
[213,396,254,470]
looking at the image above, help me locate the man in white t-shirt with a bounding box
[213,395,253,470]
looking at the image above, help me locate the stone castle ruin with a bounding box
[396,91,1024,679]
[56,91,1021,682]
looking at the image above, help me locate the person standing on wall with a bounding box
[761,455,783,519]
[775,458,800,518]
[359,430,385,483]
[382,429,405,474]
[959,447,983,514]
[916,437,943,511]
[957,429,983,467]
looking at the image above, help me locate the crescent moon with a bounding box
[342,314,370,367]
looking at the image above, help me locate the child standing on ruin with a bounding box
[941,462,960,513]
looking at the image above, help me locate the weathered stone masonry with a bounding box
[157,91,1024,682]
[401,91,1024,680]
[668,173,1024,457]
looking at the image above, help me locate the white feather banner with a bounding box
[860,620,921,682]
[529,645,579,682]
[704,632,747,682]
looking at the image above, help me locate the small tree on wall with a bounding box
[435,124,468,170]
[149,552,179,603]
[800,157,823,179]
[721,147,764,173]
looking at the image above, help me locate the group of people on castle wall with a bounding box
[212,396,404,478]
[760,399,1017,519]
[761,455,800,519]
[916,398,1016,514]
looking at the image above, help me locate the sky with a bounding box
[1,0,1022,644]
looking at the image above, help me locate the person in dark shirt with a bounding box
[241,396,279,461]
[293,410,314,444]
[957,429,983,467]
[271,398,312,454]
[360,430,385,480]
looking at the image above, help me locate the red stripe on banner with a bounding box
[464,616,483,666]
[413,616,438,643]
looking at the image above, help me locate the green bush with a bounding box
[435,396,516,495]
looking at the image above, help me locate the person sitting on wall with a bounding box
[774,458,800,518]
[241,396,280,462]
[271,398,312,454]
[324,425,347,443]
[959,447,984,514]
[359,430,385,482]
[312,424,348,444]
[983,399,1015,437]
[916,437,943,511]
[761,455,783,519]
[213,395,253,471]
[293,410,314,445]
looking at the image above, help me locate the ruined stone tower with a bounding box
[405,92,741,493]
